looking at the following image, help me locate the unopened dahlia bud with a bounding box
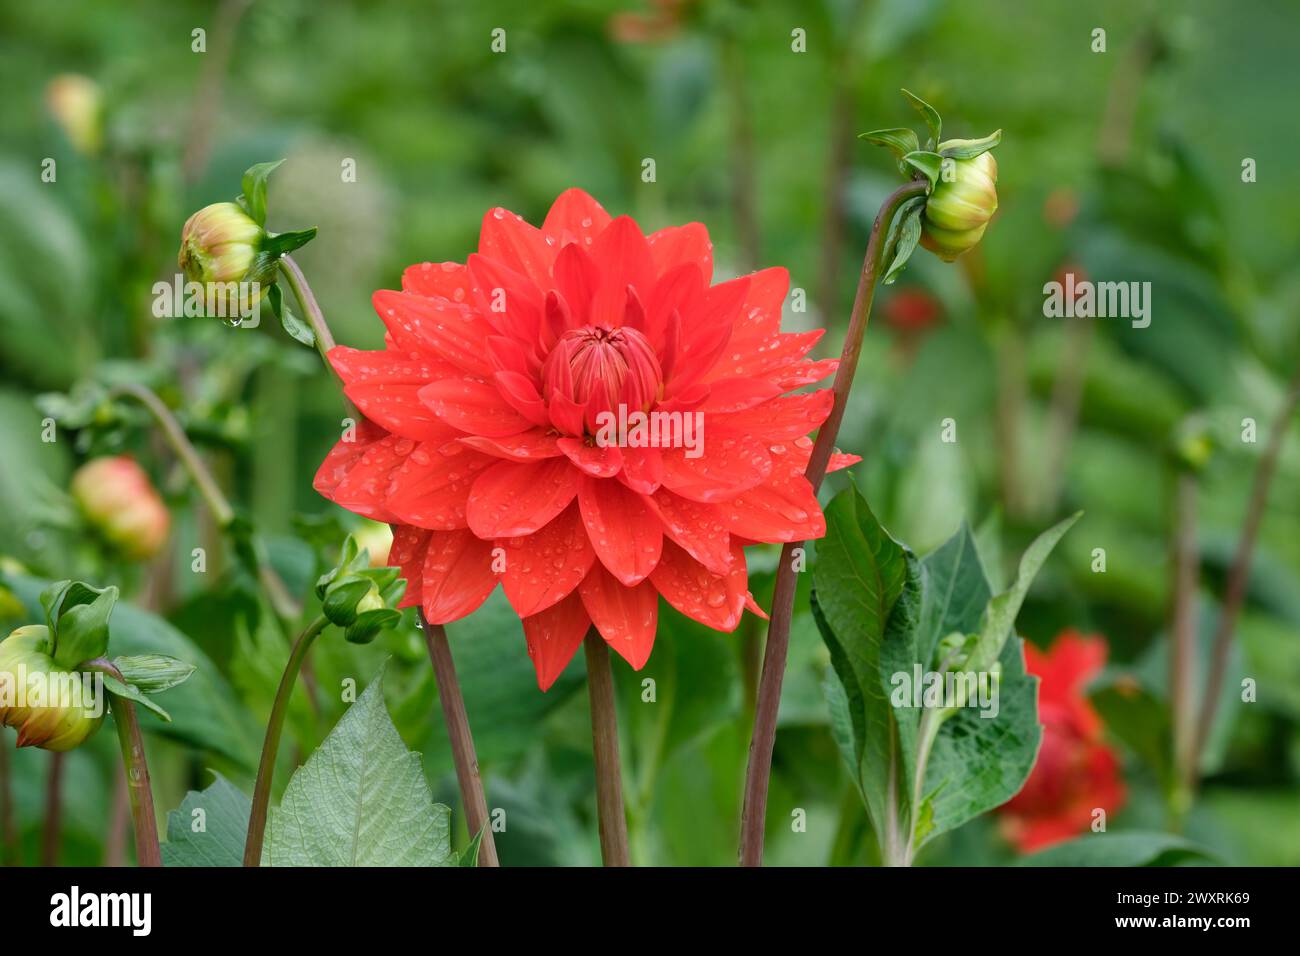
[70,457,170,561]
[0,626,104,751]
[921,147,999,262]
[45,74,102,155]
[178,201,271,288]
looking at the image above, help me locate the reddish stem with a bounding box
[738,181,927,866]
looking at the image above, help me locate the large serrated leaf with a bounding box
[811,486,910,832]
[1017,832,1217,867]
[161,773,252,868]
[263,662,455,866]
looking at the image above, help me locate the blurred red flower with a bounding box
[315,189,856,689]
[999,630,1126,852]
[883,288,942,334]
[70,456,170,561]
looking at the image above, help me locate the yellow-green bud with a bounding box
[355,584,385,616]
[45,74,102,155]
[0,626,104,751]
[178,202,268,287]
[921,147,999,262]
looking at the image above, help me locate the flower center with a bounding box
[542,325,663,418]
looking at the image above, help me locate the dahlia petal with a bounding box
[458,430,561,462]
[722,471,826,543]
[714,389,834,440]
[384,440,496,529]
[551,244,600,327]
[547,391,586,437]
[390,525,432,609]
[557,436,623,478]
[617,446,664,494]
[478,206,556,289]
[328,347,464,444]
[695,377,783,414]
[643,489,732,575]
[588,216,656,325]
[313,418,391,503]
[647,222,713,284]
[762,357,839,389]
[418,378,532,437]
[522,590,591,691]
[729,267,789,342]
[660,433,772,503]
[644,263,705,348]
[745,592,770,620]
[541,188,613,248]
[649,539,747,633]
[580,564,659,670]
[372,290,494,376]
[707,329,824,381]
[318,432,412,523]
[499,502,594,617]
[828,451,861,472]
[466,457,580,538]
[578,475,663,585]
[492,370,551,427]
[401,261,476,304]
[485,335,533,378]
[421,529,499,625]
[466,252,544,341]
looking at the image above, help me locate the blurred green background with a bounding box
[0,0,1296,866]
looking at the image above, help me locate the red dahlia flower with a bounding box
[314,189,856,689]
[999,630,1126,852]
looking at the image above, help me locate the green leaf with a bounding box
[264,662,455,866]
[811,486,911,832]
[901,89,941,149]
[859,127,920,162]
[880,197,925,285]
[916,635,1040,846]
[263,227,317,258]
[967,512,1082,672]
[41,580,117,669]
[267,284,316,347]
[1017,832,1218,867]
[459,827,485,867]
[917,524,993,669]
[111,655,196,694]
[161,773,252,867]
[939,130,1002,159]
[901,150,944,191]
[240,159,284,227]
[103,674,172,722]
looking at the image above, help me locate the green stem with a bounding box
[109,382,301,624]
[85,659,161,867]
[243,614,328,866]
[280,256,340,382]
[738,180,928,867]
[0,730,15,865]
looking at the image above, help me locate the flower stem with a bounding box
[243,614,329,866]
[109,382,302,624]
[1168,471,1200,822]
[41,751,63,866]
[584,629,630,866]
[280,256,342,384]
[1192,364,1300,772]
[280,252,498,867]
[0,731,15,865]
[421,614,499,867]
[738,179,927,867]
[86,660,162,867]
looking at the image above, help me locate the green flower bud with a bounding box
[0,626,104,751]
[921,148,999,262]
[355,583,385,616]
[178,201,272,291]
